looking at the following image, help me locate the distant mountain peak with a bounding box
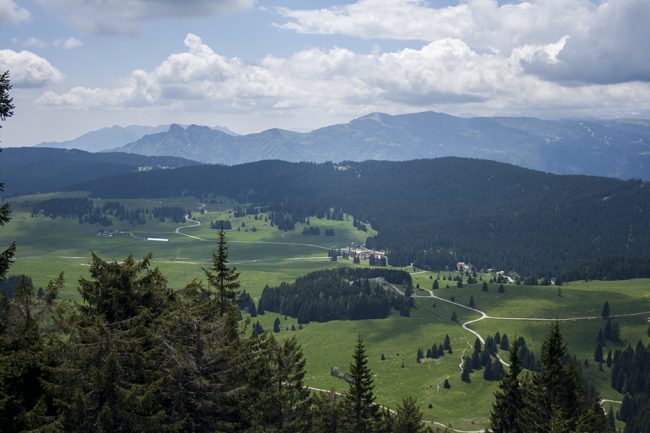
[102,112,650,180]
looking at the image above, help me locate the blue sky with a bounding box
[1,0,650,145]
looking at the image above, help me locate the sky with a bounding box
[1,0,650,146]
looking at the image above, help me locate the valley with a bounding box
[3,193,648,431]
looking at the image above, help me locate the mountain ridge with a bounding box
[111,111,650,179]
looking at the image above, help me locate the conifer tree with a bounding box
[391,396,425,433]
[311,390,342,433]
[442,334,451,351]
[0,275,62,432]
[0,71,16,280]
[204,228,241,316]
[275,336,311,433]
[601,301,610,319]
[519,322,604,433]
[490,341,523,433]
[594,344,604,363]
[341,335,380,433]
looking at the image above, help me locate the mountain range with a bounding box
[111,112,650,179]
[36,124,237,152]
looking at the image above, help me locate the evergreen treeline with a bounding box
[611,341,650,433]
[561,256,650,281]
[30,197,186,226]
[151,205,187,223]
[211,219,233,229]
[73,158,650,277]
[258,269,412,323]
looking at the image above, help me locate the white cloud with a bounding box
[276,0,594,52]
[36,33,650,119]
[0,49,64,88]
[0,0,30,24]
[22,37,83,50]
[42,0,255,35]
[277,0,650,85]
[521,0,650,84]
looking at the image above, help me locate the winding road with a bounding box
[380,280,650,369]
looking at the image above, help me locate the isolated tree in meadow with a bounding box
[204,227,241,316]
[482,281,489,292]
[601,301,610,319]
[450,311,457,322]
[391,396,425,433]
[468,296,475,308]
[443,334,451,351]
[273,317,282,333]
[341,335,381,433]
[432,280,439,290]
[0,71,16,280]
[594,344,604,363]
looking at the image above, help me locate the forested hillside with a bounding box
[71,158,650,276]
[0,147,197,197]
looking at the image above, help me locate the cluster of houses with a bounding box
[340,245,387,261]
[458,262,518,284]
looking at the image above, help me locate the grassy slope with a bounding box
[2,194,649,430]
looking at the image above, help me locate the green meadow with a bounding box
[2,194,649,430]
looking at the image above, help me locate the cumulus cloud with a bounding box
[23,37,83,50]
[0,49,64,88]
[42,0,255,35]
[276,0,594,52]
[36,33,650,118]
[277,0,650,85]
[0,0,30,24]
[521,0,650,84]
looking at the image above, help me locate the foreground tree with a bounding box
[0,71,16,279]
[391,396,425,433]
[519,322,609,433]
[341,335,381,433]
[204,227,241,315]
[490,341,523,433]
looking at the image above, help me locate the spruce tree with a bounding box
[341,335,380,433]
[276,336,311,432]
[490,341,524,433]
[442,334,451,351]
[0,71,16,280]
[204,228,241,316]
[391,396,425,433]
[519,322,604,433]
[311,390,342,433]
[601,301,610,319]
[594,344,604,363]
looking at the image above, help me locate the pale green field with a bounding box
[2,194,649,430]
[4,195,374,299]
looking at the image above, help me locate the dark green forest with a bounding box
[70,158,650,276]
[257,268,413,323]
[611,341,650,433]
[561,257,650,281]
